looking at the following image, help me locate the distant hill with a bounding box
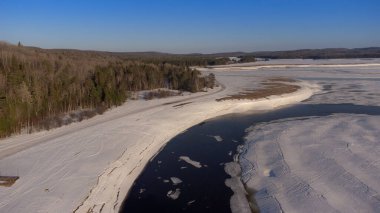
[243,47,380,59]
[127,47,380,59]
[2,41,379,59]
[120,47,380,59]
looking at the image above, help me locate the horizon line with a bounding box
[1,40,380,55]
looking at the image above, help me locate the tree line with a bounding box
[0,42,215,137]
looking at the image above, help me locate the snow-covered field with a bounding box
[231,59,380,213]
[1,58,379,213]
[0,62,317,213]
[242,114,380,213]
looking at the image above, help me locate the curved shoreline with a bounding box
[75,80,319,213]
[0,70,318,213]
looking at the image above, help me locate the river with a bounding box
[120,101,380,213]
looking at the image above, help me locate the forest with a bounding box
[0,42,217,137]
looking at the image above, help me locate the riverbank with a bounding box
[74,78,317,213]
[0,68,317,213]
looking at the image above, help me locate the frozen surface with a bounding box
[230,59,380,213]
[170,177,183,185]
[179,156,203,168]
[242,114,380,213]
[210,58,380,70]
[213,135,223,142]
[0,62,317,213]
[167,188,181,200]
[306,79,380,106]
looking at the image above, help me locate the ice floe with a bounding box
[170,177,183,185]
[179,156,202,168]
[213,135,223,142]
[167,188,181,200]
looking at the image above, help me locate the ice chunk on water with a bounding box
[167,188,181,200]
[170,177,183,185]
[213,135,223,142]
[179,156,202,168]
[187,200,196,205]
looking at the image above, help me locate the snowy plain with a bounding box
[222,59,380,213]
[242,114,380,213]
[0,59,379,213]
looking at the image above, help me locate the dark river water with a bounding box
[120,103,380,213]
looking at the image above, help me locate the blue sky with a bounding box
[1,0,379,53]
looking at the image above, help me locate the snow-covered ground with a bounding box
[231,59,380,213]
[0,63,318,213]
[242,114,380,213]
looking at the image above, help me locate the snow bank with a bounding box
[225,162,252,213]
[0,61,320,213]
[241,114,380,213]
